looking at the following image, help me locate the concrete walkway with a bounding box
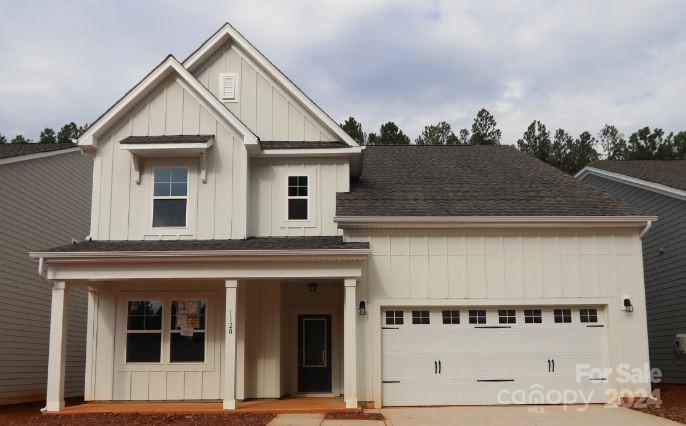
[268,413,384,425]
[381,405,677,425]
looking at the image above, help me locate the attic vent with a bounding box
[219,73,238,102]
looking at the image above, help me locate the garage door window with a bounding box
[469,309,486,324]
[442,310,460,324]
[385,310,404,325]
[524,309,542,324]
[580,308,598,323]
[412,310,430,324]
[498,309,516,324]
[554,308,572,323]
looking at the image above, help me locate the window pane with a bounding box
[145,315,162,330]
[288,186,299,196]
[153,199,187,227]
[128,301,146,315]
[170,182,187,196]
[171,300,206,331]
[126,333,161,363]
[288,176,298,186]
[170,333,205,363]
[154,168,171,183]
[170,168,188,183]
[127,316,145,330]
[127,301,163,330]
[297,185,308,196]
[154,182,170,196]
[288,199,308,220]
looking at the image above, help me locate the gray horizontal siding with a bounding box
[582,174,686,383]
[0,151,92,402]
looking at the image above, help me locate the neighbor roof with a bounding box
[39,236,369,253]
[588,160,686,192]
[0,143,77,160]
[336,145,647,217]
[120,135,214,144]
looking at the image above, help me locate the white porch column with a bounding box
[343,278,358,409]
[223,279,238,410]
[46,281,69,412]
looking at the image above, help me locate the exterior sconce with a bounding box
[623,298,634,312]
[358,300,367,316]
[307,282,318,293]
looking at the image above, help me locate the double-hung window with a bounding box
[287,175,308,220]
[153,167,188,228]
[126,301,163,363]
[170,300,206,362]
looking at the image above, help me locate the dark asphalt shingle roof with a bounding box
[589,160,686,192]
[0,143,77,160]
[120,135,214,144]
[40,236,369,253]
[336,145,647,217]
[260,141,349,149]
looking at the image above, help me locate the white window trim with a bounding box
[218,72,239,103]
[124,300,164,364]
[286,173,311,222]
[151,166,190,230]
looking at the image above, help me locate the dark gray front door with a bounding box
[298,314,332,393]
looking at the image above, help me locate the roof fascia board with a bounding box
[334,215,656,229]
[0,147,80,165]
[255,147,363,158]
[577,166,686,201]
[183,23,359,148]
[77,56,257,151]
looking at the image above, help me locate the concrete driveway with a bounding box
[381,405,677,425]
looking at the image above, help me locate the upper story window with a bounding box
[153,167,188,228]
[287,175,309,220]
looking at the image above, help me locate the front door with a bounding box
[298,314,332,393]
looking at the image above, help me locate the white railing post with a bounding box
[343,278,358,409]
[223,279,238,409]
[46,281,69,412]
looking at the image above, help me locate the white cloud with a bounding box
[0,0,684,143]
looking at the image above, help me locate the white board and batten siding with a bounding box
[249,158,349,237]
[0,152,92,403]
[343,228,652,403]
[193,41,337,142]
[91,75,248,241]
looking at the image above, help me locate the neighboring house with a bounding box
[31,23,655,412]
[578,160,686,384]
[0,143,92,405]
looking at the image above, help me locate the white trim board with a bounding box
[577,166,686,202]
[182,23,359,148]
[0,147,81,165]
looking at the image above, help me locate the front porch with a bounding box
[32,238,369,412]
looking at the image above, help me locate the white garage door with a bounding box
[382,307,609,406]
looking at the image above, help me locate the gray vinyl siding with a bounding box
[0,151,92,402]
[582,174,686,383]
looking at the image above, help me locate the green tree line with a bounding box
[340,110,686,175]
[0,122,89,145]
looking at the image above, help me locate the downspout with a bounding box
[639,220,652,239]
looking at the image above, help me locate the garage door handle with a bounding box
[438,360,442,374]
[434,361,438,374]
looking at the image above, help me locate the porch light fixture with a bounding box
[307,282,318,292]
[623,298,634,313]
[358,300,367,316]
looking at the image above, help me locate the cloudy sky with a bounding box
[1,0,684,144]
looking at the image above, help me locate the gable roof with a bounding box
[336,145,649,218]
[77,55,258,152]
[585,160,686,192]
[0,143,78,160]
[183,23,359,148]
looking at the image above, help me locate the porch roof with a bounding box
[37,236,369,254]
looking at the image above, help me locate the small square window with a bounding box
[524,309,542,324]
[412,310,430,325]
[469,309,486,324]
[385,310,404,325]
[580,308,598,323]
[498,309,516,324]
[442,310,460,324]
[554,308,572,323]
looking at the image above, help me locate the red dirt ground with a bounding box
[0,399,276,426]
[625,383,686,424]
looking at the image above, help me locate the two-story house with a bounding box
[32,23,655,412]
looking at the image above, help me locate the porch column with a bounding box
[46,281,69,412]
[224,279,238,409]
[343,278,358,408]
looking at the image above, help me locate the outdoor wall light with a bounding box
[307,282,318,292]
[358,300,367,316]
[623,298,634,312]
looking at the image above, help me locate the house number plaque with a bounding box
[228,310,233,335]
